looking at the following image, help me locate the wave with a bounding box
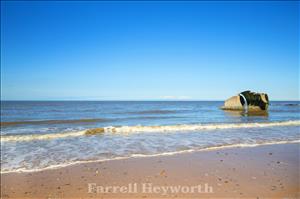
[271,103,300,107]
[1,115,183,127]
[1,118,110,127]
[1,120,300,142]
[1,139,299,174]
[284,103,300,106]
[126,110,182,115]
[101,120,300,133]
[1,130,86,142]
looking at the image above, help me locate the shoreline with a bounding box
[1,142,299,198]
[2,140,299,174]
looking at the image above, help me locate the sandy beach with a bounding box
[1,142,299,199]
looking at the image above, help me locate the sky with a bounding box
[1,1,299,101]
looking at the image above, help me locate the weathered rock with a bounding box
[85,128,105,135]
[221,90,269,111]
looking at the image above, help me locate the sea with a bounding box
[1,101,299,173]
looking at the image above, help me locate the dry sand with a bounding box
[1,143,299,199]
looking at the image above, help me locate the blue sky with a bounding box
[1,1,299,100]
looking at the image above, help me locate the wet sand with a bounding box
[1,143,299,198]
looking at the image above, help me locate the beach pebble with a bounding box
[160,170,166,176]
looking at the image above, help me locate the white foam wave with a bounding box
[1,120,300,142]
[1,130,86,142]
[103,120,300,133]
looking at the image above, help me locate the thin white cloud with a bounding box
[160,95,192,100]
